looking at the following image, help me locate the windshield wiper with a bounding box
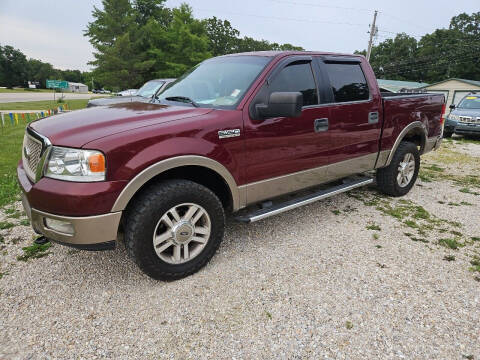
[164,96,199,107]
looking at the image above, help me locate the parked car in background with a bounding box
[444,93,480,138]
[117,89,138,96]
[92,89,111,94]
[87,79,175,107]
[18,51,445,280]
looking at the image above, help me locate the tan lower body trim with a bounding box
[240,152,379,205]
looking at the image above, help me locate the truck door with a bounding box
[243,56,331,204]
[318,57,383,177]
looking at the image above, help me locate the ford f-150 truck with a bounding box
[18,51,445,280]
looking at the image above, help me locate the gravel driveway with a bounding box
[1,138,479,359]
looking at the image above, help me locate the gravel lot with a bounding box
[1,138,479,359]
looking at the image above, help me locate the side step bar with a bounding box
[235,177,373,223]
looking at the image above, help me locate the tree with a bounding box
[152,4,211,77]
[0,45,28,88]
[84,1,304,88]
[26,59,56,88]
[367,33,419,80]
[84,0,133,48]
[204,17,240,56]
[357,12,480,82]
[450,12,480,37]
[133,0,171,27]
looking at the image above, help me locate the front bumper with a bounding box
[455,124,480,135]
[21,192,121,248]
[18,162,123,249]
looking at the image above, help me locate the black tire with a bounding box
[124,180,225,280]
[376,141,420,197]
[443,131,453,138]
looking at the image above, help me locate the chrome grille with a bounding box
[459,116,480,124]
[22,133,43,181]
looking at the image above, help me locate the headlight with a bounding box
[448,113,460,121]
[45,146,106,182]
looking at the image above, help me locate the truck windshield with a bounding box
[157,56,272,108]
[457,96,480,109]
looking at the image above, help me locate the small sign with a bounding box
[46,80,68,89]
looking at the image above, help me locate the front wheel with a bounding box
[376,141,420,197]
[443,131,453,138]
[124,180,225,280]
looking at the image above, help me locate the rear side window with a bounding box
[324,63,369,102]
[269,62,318,106]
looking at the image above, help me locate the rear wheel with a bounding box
[124,180,225,280]
[376,141,420,197]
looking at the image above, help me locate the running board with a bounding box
[235,177,373,223]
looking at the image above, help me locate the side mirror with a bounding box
[255,92,303,119]
[449,104,456,110]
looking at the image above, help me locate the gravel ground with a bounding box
[1,139,479,359]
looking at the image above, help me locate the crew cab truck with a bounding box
[17,51,445,280]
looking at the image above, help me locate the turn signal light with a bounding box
[89,153,105,173]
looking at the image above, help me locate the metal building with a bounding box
[419,78,480,109]
[67,82,89,93]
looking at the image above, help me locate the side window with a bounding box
[269,61,318,106]
[324,63,369,103]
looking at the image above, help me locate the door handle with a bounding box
[314,118,329,132]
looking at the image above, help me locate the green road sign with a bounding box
[46,80,68,89]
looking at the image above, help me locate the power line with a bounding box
[264,0,431,34]
[379,12,432,31]
[194,8,366,27]
[265,0,372,13]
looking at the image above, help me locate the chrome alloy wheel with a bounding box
[152,203,211,264]
[397,153,415,187]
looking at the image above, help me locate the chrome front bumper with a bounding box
[21,193,122,248]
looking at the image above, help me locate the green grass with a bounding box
[0,88,56,93]
[469,256,480,273]
[0,221,14,230]
[366,223,381,231]
[0,100,88,206]
[16,242,51,261]
[0,99,88,111]
[438,238,462,250]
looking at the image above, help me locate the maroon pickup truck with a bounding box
[18,51,445,280]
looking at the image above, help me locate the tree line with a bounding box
[1,2,478,90]
[356,12,480,83]
[84,0,303,90]
[0,45,91,89]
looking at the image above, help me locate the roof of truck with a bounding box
[220,51,364,58]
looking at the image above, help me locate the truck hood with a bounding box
[450,108,480,118]
[30,102,213,148]
[87,95,151,107]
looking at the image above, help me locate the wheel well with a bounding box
[126,165,233,212]
[402,127,426,153]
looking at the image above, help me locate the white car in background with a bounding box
[117,89,138,96]
[87,79,175,107]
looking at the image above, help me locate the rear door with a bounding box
[317,57,383,176]
[243,56,331,203]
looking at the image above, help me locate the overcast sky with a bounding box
[0,0,477,71]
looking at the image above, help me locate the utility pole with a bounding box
[366,10,378,62]
[91,77,94,92]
